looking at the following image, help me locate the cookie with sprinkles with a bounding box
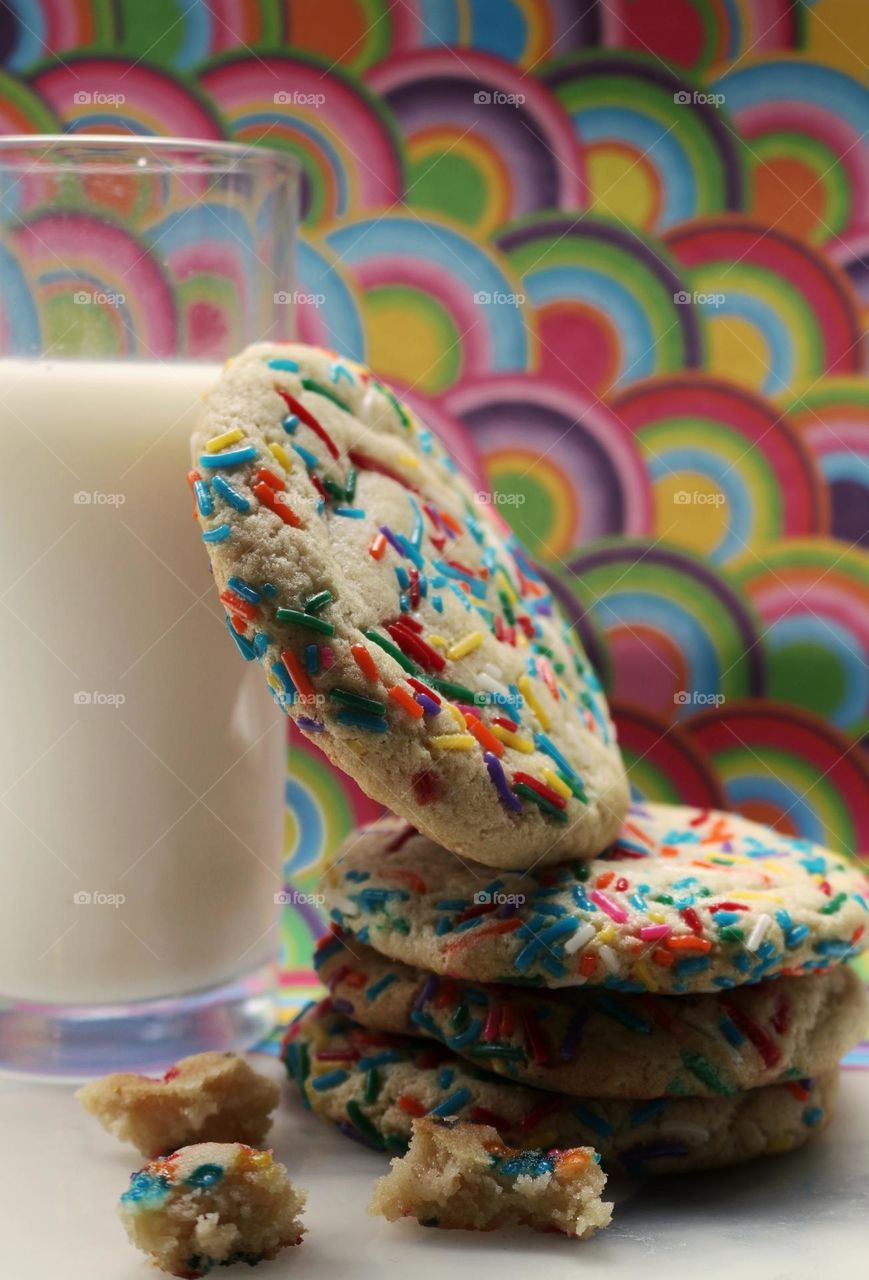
[283,999,839,1175]
[316,929,868,1099]
[190,342,628,867]
[322,805,869,995]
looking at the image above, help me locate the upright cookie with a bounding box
[283,999,838,1175]
[190,342,628,867]
[323,805,869,994]
[316,929,868,1098]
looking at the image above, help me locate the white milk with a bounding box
[0,360,285,1004]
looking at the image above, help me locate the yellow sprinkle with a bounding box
[518,675,550,731]
[633,959,657,992]
[516,630,529,648]
[598,924,616,945]
[447,631,484,661]
[542,769,571,800]
[427,634,448,649]
[496,570,517,604]
[430,733,476,751]
[647,910,666,924]
[490,726,534,753]
[268,441,293,472]
[266,673,283,694]
[443,702,467,729]
[397,451,420,469]
[205,427,244,453]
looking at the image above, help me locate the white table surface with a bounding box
[1,1059,867,1279]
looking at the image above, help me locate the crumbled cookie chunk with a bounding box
[370,1118,611,1237]
[118,1142,305,1277]
[77,1052,279,1156]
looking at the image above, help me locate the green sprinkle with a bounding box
[363,1068,381,1104]
[718,926,744,942]
[329,687,387,716]
[557,771,588,803]
[450,1004,469,1031]
[373,379,411,428]
[820,893,847,915]
[681,1051,734,1095]
[469,1043,525,1061]
[300,377,350,412]
[346,1100,385,1148]
[392,917,411,935]
[654,894,674,906]
[385,1133,409,1153]
[276,607,335,635]
[498,590,515,626]
[345,468,357,500]
[364,629,419,674]
[422,676,487,705]
[303,590,333,614]
[513,782,568,822]
[323,477,345,500]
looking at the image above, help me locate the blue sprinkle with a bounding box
[202,523,231,543]
[334,507,365,518]
[428,1088,471,1118]
[270,661,296,698]
[292,442,320,469]
[712,911,740,927]
[311,1070,349,1091]
[304,643,319,674]
[448,1017,482,1049]
[365,973,398,1001]
[282,414,299,434]
[395,566,410,589]
[335,709,389,733]
[262,583,278,599]
[357,1050,401,1070]
[211,474,250,512]
[785,923,810,948]
[432,595,443,613]
[184,1163,224,1189]
[121,1170,171,1206]
[268,357,300,372]
[573,1105,615,1138]
[629,1100,667,1127]
[803,1106,823,1127]
[253,632,270,658]
[199,446,257,468]
[435,916,453,936]
[227,576,260,604]
[438,1068,454,1090]
[718,1016,744,1047]
[193,479,213,516]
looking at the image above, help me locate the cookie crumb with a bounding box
[369,1117,612,1237]
[118,1142,305,1277]
[77,1052,279,1156]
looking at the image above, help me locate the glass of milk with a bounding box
[0,136,298,1076]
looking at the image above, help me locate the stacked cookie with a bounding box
[190,342,869,1176]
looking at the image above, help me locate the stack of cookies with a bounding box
[191,342,869,1177]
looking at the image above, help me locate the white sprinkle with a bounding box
[482,663,505,682]
[598,944,619,973]
[564,922,596,955]
[330,894,359,917]
[477,671,509,697]
[746,913,772,951]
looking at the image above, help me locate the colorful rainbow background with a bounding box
[0,1,866,1031]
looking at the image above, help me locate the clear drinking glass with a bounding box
[0,136,298,1077]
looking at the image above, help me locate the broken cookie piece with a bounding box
[118,1142,305,1277]
[369,1117,612,1237]
[77,1051,279,1156]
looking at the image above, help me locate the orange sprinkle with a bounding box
[397,1095,426,1117]
[351,644,379,681]
[281,649,315,702]
[444,918,521,955]
[230,614,247,634]
[651,948,675,967]
[555,1149,591,1173]
[344,971,366,989]
[255,465,285,492]
[438,509,462,535]
[464,712,504,758]
[369,531,387,560]
[595,870,614,890]
[253,481,303,527]
[666,935,712,954]
[388,685,424,719]
[622,820,654,847]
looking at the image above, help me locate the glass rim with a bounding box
[0,133,301,177]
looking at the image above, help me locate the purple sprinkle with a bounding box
[338,1120,380,1151]
[484,751,523,813]
[497,901,519,919]
[297,716,325,732]
[414,692,440,716]
[331,998,354,1015]
[559,1007,589,1061]
[413,974,438,1012]
[379,524,404,555]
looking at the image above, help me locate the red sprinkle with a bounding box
[348,449,419,492]
[386,622,446,672]
[723,1003,781,1068]
[680,906,704,937]
[255,465,285,492]
[253,481,303,527]
[512,772,567,810]
[277,389,340,459]
[219,589,258,621]
[397,1095,426,1117]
